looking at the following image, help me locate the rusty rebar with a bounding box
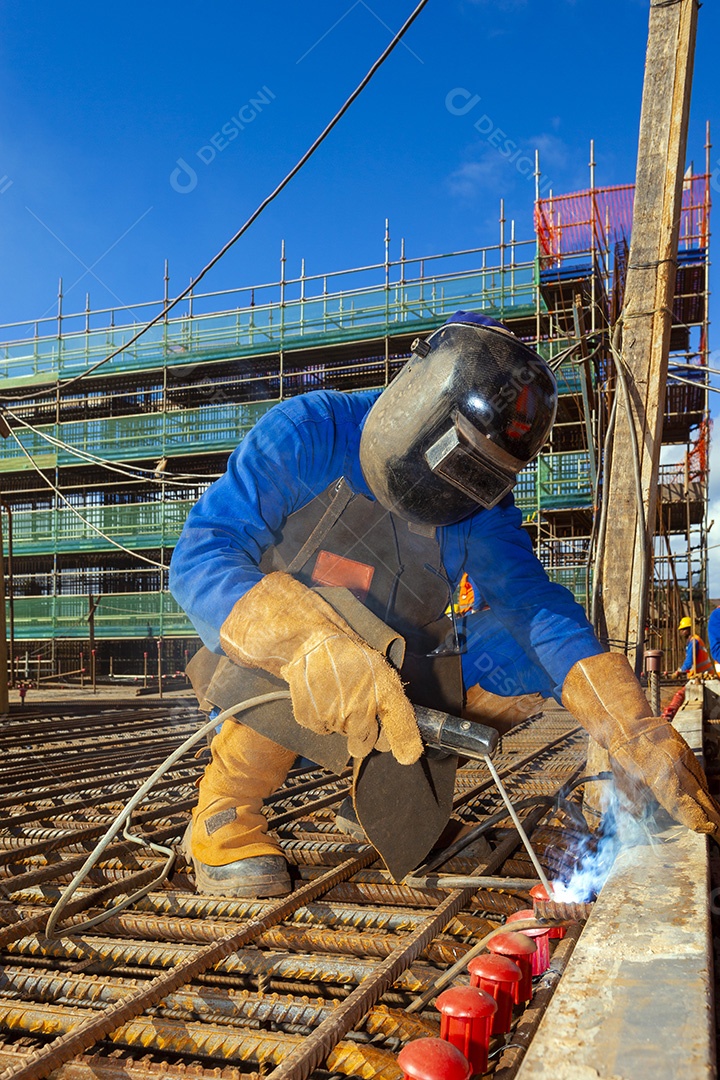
[264,883,478,1080]
[11,886,490,939]
[0,967,439,1046]
[0,821,184,895]
[0,851,377,1080]
[0,1048,254,1080]
[8,934,440,993]
[264,801,556,1080]
[534,898,594,921]
[0,1000,403,1078]
[295,875,526,916]
[8,905,488,966]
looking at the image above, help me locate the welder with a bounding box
[170,311,720,898]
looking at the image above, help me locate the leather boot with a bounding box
[184,719,296,897]
[463,684,547,736]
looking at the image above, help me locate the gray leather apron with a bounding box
[187,479,464,879]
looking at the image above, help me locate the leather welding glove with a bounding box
[219,572,423,765]
[562,651,720,838]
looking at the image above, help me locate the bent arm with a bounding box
[170,392,375,651]
[443,497,603,701]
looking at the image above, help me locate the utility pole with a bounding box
[596,0,699,673]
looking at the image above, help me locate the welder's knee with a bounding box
[463,683,547,736]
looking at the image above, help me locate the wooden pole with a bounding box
[596,0,699,674]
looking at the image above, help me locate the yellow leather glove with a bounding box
[562,651,720,838]
[219,572,423,765]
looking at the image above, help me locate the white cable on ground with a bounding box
[45,691,292,938]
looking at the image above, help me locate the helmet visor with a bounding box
[425,410,524,509]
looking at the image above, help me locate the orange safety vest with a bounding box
[445,572,475,616]
[687,635,713,675]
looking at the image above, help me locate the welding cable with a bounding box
[557,771,613,798]
[668,360,720,377]
[4,423,169,570]
[547,337,603,373]
[1,405,222,488]
[1,0,432,406]
[418,792,586,875]
[45,691,293,939]
[667,372,720,394]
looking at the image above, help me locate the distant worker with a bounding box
[18,682,28,707]
[170,311,720,899]
[663,616,713,720]
[671,616,712,678]
[708,605,720,675]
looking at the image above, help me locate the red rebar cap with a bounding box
[398,1037,471,1080]
[436,984,498,1019]
[507,908,549,938]
[487,931,537,958]
[529,883,550,901]
[468,952,521,984]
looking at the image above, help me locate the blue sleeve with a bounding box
[169,391,375,652]
[680,639,695,673]
[708,611,720,662]
[441,497,604,701]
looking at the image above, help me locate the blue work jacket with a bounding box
[169,389,603,701]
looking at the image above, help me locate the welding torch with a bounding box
[414,705,554,896]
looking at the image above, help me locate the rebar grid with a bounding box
[0,703,588,1080]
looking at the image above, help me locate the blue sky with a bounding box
[1,0,719,580]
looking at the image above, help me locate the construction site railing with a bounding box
[0,242,538,387]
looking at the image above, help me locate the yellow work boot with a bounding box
[183,719,296,898]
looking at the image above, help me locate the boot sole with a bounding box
[180,823,291,899]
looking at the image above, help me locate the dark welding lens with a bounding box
[425,426,516,509]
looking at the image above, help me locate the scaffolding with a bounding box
[0,155,711,679]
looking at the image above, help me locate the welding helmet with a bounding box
[359,311,557,526]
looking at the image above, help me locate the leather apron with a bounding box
[187,479,464,879]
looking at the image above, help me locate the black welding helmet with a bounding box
[359,311,557,526]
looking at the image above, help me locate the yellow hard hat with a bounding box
[678,616,693,631]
